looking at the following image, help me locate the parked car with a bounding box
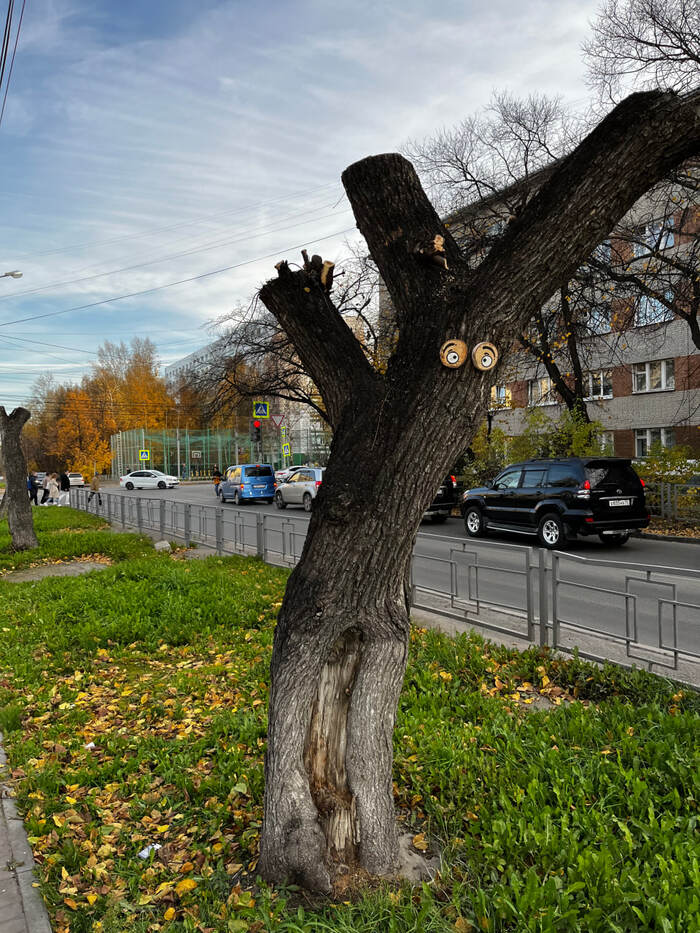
[220,463,276,505]
[68,472,85,487]
[120,469,180,490]
[461,457,650,548]
[274,467,324,512]
[424,474,460,523]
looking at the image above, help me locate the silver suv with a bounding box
[274,467,324,512]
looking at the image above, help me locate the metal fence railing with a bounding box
[644,482,700,523]
[74,489,700,687]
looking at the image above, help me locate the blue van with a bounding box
[220,463,277,505]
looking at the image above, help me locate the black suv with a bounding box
[424,474,460,523]
[461,457,650,548]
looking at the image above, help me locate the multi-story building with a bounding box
[442,163,700,458]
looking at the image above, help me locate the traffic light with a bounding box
[250,419,261,443]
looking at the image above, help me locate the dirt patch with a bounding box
[0,559,112,583]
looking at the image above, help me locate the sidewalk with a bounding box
[0,732,52,933]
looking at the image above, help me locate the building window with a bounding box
[528,375,556,406]
[632,359,675,393]
[489,384,511,409]
[584,370,613,400]
[635,293,674,326]
[633,217,675,257]
[635,427,676,457]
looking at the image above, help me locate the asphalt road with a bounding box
[93,481,700,671]
[101,479,700,570]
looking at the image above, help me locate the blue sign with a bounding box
[139,449,150,461]
[282,442,291,456]
[253,401,269,419]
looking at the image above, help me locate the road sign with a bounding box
[282,442,291,456]
[281,426,288,438]
[253,401,269,418]
[270,414,283,428]
[139,449,150,461]
[191,450,202,459]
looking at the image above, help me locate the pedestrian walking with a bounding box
[47,473,59,505]
[58,471,71,507]
[212,466,223,497]
[87,474,102,507]
[27,473,38,506]
[40,473,50,504]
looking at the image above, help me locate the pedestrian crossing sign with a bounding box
[253,401,269,418]
[139,449,150,461]
[282,442,291,456]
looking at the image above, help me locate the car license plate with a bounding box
[609,498,631,507]
[253,484,265,488]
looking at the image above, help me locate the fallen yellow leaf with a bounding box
[164,907,176,921]
[175,878,197,897]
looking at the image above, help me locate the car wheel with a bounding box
[234,490,241,506]
[275,491,286,510]
[464,506,485,537]
[266,498,274,505]
[220,493,227,503]
[431,513,448,524]
[125,482,134,490]
[303,492,313,512]
[157,481,166,489]
[599,533,629,546]
[537,512,567,549]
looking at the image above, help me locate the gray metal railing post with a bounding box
[136,498,143,533]
[215,508,223,555]
[256,513,264,558]
[120,495,125,527]
[184,503,191,546]
[538,550,549,646]
[551,553,559,650]
[106,495,111,522]
[159,500,165,538]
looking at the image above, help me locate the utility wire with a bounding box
[0,0,14,104]
[11,181,341,261]
[0,0,24,129]
[0,225,358,328]
[0,202,351,302]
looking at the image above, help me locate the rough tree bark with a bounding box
[0,407,38,550]
[255,91,700,893]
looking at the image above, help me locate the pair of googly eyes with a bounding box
[440,340,499,371]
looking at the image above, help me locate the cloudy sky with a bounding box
[0,0,601,403]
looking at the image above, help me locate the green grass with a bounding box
[0,510,698,933]
[0,506,153,572]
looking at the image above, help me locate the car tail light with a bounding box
[315,481,322,488]
[640,478,645,487]
[585,517,594,523]
[576,479,591,499]
[450,474,457,487]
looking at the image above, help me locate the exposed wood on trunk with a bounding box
[304,629,362,865]
[0,407,38,551]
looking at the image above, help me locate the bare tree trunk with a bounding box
[0,407,38,551]
[255,91,700,893]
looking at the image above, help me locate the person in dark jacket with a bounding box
[58,471,71,507]
[27,473,38,506]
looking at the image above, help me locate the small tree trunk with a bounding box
[0,407,38,551]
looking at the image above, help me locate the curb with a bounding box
[0,731,53,933]
[635,532,700,545]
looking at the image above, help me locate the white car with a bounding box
[120,469,179,490]
[275,465,300,483]
[68,472,85,487]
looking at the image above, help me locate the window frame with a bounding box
[631,359,675,393]
[583,370,613,400]
[527,375,556,406]
[634,427,676,457]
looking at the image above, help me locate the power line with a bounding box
[0,202,351,302]
[10,181,342,262]
[0,225,358,328]
[0,0,24,130]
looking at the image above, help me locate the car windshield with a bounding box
[245,466,273,477]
